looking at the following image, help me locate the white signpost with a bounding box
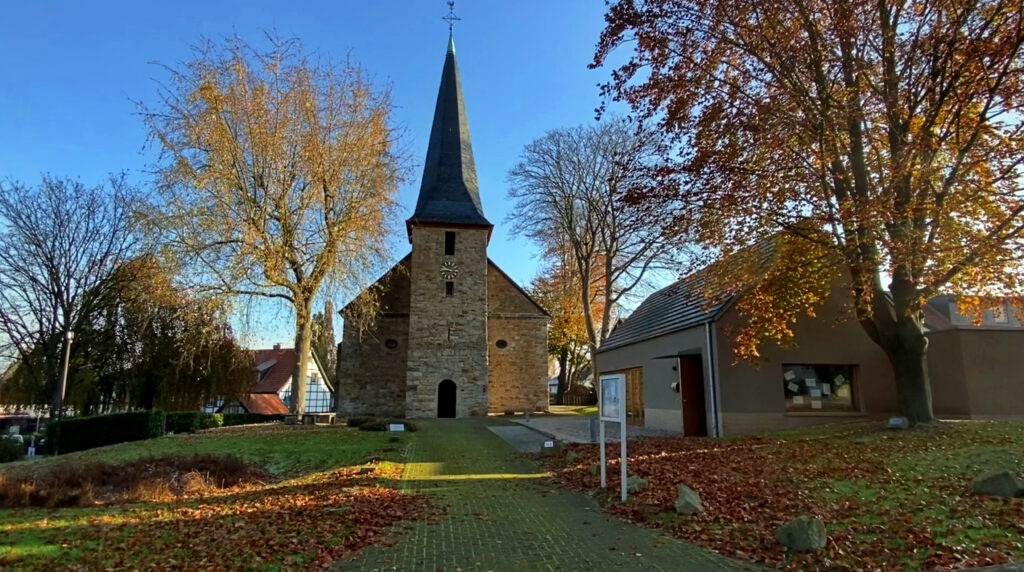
[598,373,628,501]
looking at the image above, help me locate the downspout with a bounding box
[704,322,722,437]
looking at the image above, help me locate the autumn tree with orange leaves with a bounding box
[529,248,604,403]
[594,0,1024,424]
[141,36,404,415]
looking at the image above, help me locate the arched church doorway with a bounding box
[437,379,457,418]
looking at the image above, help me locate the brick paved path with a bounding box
[338,419,753,572]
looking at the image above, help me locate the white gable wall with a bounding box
[278,354,335,413]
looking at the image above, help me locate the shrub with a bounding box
[166,412,224,434]
[200,413,224,430]
[221,413,285,427]
[346,416,376,428]
[392,420,417,432]
[46,410,167,455]
[357,419,417,432]
[358,420,388,431]
[0,454,267,509]
[0,439,23,463]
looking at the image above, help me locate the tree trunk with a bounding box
[556,348,569,405]
[48,334,67,417]
[859,284,937,425]
[881,315,935,425]
[291,299,314,416]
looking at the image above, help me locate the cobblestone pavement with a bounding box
[513,415,679,444]
[337,419,754,572]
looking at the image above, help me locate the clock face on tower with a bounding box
[440,260,459,280]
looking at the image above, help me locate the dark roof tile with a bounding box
[407,37,491,230]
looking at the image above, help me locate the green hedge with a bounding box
[166,412,224,434]
[0,438,23,463]
[46,410,167,455]
[222,413,285,427]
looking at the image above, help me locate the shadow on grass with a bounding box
[0,465,434,570]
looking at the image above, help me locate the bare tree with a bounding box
[0,175,140,414]
[507,118,678,363]
[140,35,405,414]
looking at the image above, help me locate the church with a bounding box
[335,34,550,419]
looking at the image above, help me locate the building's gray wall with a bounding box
[925,330,971,418]
[599,275,900,437]
[928,329,1024,420]
[597,327,710,434]
[713,277,897,436]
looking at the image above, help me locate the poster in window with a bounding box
[600,374,626,422]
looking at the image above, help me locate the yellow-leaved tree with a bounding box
[140,35,405,414]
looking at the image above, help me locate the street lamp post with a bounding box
[53,329,74,456]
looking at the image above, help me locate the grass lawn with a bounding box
[540,420,1024,570]
[0,423,432,570]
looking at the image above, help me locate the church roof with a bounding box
[407,35,492,233]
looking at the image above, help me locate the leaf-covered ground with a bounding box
[540,420,1024,570]
[0,424,436,570]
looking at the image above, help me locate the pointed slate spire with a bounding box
[407,35,492,234]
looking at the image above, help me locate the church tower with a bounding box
[335,29,550,420]
[404,35,492,417]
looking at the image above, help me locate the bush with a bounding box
[46,410,167,455]
[346,416,376,428]
[0,454,267,509]
[200,413,224,430]
[221,413,285,427]
[166,412,224,434]
[394,420,417,432]
[358,420,388,431]
[0,438,23,463]
[357,419,417,433]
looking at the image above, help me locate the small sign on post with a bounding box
[598,373,629,501]
[388,423,405,432]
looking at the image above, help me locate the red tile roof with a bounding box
[250,348,299,394]
[238,393,290,415]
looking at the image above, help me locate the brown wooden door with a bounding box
[679,355,708,436]
[624,368,644,427]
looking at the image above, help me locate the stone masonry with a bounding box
[335,261,410,418]
[486,264,550,413]
[405,226,490,417]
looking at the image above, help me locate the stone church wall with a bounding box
[335,262,411,418]
[336,317,409,418]
[486,261,550,413]
[487,316,549,413]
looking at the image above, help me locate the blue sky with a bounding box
[0,1,627,347]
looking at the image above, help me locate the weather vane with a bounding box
[442,1,461,33]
